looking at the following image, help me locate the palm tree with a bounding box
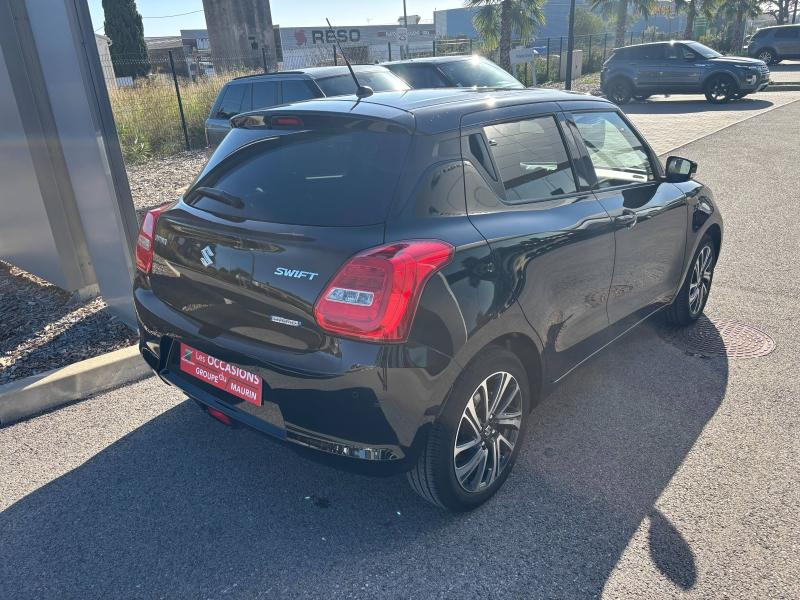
[590,0,655,49]
[466,0,545,72]
[721,0,761,52]
[675,0,719,39]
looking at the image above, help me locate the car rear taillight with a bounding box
[135,204,169,273]
[314,240,454,342]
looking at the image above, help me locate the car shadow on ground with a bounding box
[0,321,728,598]
[623,97,773,115]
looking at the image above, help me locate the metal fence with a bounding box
[104,30,700,163]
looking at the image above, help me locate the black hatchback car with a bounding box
[134,88,722,511]
[205,65,409,146]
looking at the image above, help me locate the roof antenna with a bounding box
[326,18,373,98]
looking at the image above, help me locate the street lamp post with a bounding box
[565,0,576,90]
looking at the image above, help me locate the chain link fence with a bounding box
[105,30,704,164]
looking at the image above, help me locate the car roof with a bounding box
[242,87,612,134]
[758,24,800,30]
[381,55,487,66]
[232,65,392,82]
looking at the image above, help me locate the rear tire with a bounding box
[664,235,716,326]
[407,346,530,511]
[704,75,737,104]
[605,78,633,105]
[757,48,777,65]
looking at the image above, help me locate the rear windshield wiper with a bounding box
[188,186,244,209]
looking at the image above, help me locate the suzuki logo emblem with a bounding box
[200,245,214,267]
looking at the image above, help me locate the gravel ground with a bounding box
[540,72,602,95]
[126,149,210,218]
[0,262,137,385]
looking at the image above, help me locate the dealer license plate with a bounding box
[178,343,262,406]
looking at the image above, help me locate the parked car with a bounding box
[135,87,722,511]
[205,65,410,146]
[744,24,800,64]
[382,55,524,89]
[601,40,769,104]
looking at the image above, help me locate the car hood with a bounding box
[709,56,766,67]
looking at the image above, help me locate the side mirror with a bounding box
[665,156,697,182]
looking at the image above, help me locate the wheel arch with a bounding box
[706,223,722,262]
[704,70,738,89]
[482,332,544,412]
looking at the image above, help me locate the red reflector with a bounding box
[271,116,303,127]
[135,203,171,274]
[314,240,454,342]
[207,407,232,425]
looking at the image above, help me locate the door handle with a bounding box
[615,209,637,229]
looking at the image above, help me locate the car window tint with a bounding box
[573,112,654,188]
[216,84,247,119]
[316,71,409,96]
[252,81,279,109]
[187,117,412,226]
[281,80,316,103]
[482,116,576,203]
[639,45,665,60]
[389,64,449,88]
[775,28,799,39]
[437,58,523,88]
[468,133,497,181]
[679,45,698,59]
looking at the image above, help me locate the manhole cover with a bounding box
[661,316,775,359]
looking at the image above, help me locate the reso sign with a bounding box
[311,29,361,44]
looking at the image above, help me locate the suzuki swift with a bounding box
[134,87,722,511]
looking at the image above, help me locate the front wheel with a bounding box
[664,235,716,326]
[407,346,530,511]
[757,49,777,65]
[704,76,737,104]
[605,78,633,105]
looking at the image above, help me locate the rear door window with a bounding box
[186,117,412,226]
[316,71,409,96]
[572,111,654,188]
[775,28,799,39]
[438,58,523,88]
[252,80,279,109]
[482,116,577,203]
[281,80,317,103]
[215,84,248,119]
[388,64,449,88]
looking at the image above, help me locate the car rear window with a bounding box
[186,117,412,226]
[316,71,409,96]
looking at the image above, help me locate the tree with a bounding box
[467,0,545,71]
[763,0,793,23]
[675,0,719,39]
[574,7,612,36]
[720,0,761,52]
[590,0,655,48]
[103,0,150,78]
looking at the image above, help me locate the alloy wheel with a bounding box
[689,245,713,316]
[453,371,522,493]
[708,79,731,102]
[758,50,774,64]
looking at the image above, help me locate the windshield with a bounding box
[316,71,409,96]
[685,41,722,59]
[187,117,411,226]
[438,57,524,89]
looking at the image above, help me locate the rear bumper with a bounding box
[134,287,460,473]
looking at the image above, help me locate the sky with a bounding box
[88,0,468,37]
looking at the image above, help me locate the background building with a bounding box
[201,0,278,70]
[434,1,687,41]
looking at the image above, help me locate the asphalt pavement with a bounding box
[1,100,798,599]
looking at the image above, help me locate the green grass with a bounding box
[109,71,257,163]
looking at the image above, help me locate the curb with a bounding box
[770,83,800,91]
[0,345,152,426]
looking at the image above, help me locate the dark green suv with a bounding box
[601,41,770,105]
